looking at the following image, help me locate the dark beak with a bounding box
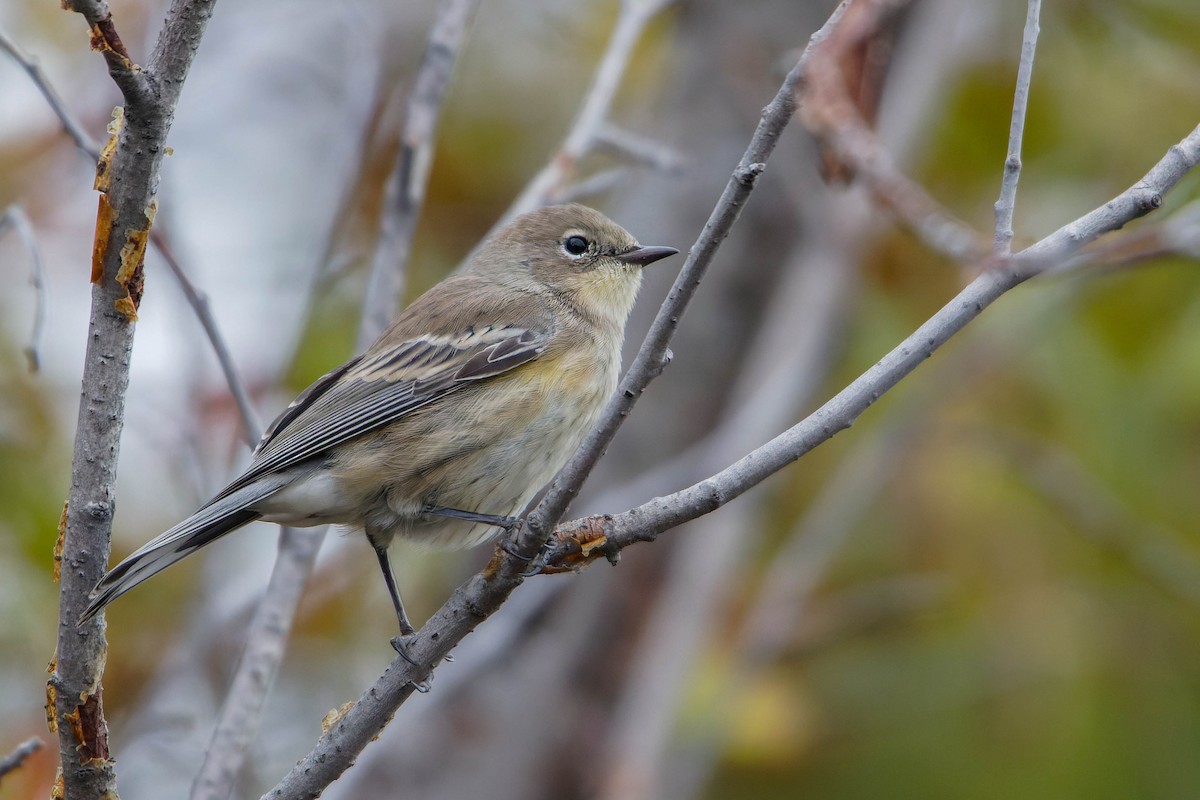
[616,245,679,267]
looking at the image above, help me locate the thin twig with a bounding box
[0,27,101,159]
[496,0,677,226]
[152,229,261,449]
[993,0,1041,256]
[0,737,43,781]
[594,123,685,172]
[55,1,218,797]
[61,0,154,107]
[358,0,479,348]
[0,205,48,372]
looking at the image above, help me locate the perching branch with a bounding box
[993,0,1041,256]
[264,7,850,797]
[544,121,1200,569]
[53,0,217,797]
[358,0,480,347]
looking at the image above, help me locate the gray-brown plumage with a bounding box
[81,204,677,637]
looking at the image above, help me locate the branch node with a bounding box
[734,162,767,185]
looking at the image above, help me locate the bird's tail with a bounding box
[78,477,288,624]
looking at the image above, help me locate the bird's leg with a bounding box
[372,542,427,681]
[422,504,521,530]
[373,544,416,637]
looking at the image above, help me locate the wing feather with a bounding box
[213,325,549,503]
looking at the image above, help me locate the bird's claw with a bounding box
[390,634,448,689]
[521,539,560,577]
[391,634,420,666]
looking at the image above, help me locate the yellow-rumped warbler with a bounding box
[81,204,677,638]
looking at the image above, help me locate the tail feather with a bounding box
[79,477,287,624]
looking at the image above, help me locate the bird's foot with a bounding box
[390,634,433,693]
[521,538,561,577]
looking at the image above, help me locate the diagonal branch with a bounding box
[543,122,1200,568]
[153,229,262,450]
[514,1,850,560]
[0,27,100,159]
[61,0,153,108]
[0,737,43,782]
[800,0,988,262]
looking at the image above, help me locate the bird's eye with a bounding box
[563,235,590,256]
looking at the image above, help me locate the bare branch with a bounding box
[190,527,324,800]
[152,229,261,449]
[54,0,218,796]
[594,123,685,173]
[993,0,1041,255]
[0,27,101,158]
[496,0,678,225]
[61,0,154,108]
[0,737,43,782]
[0,205,48,372]
[359,0,480,348]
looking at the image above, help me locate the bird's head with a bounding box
[471,204,678,328]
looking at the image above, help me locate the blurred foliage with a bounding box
[3,0,1200,798]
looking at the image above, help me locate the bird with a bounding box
[80,204,678,646]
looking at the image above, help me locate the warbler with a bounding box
[80,204,678,640]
